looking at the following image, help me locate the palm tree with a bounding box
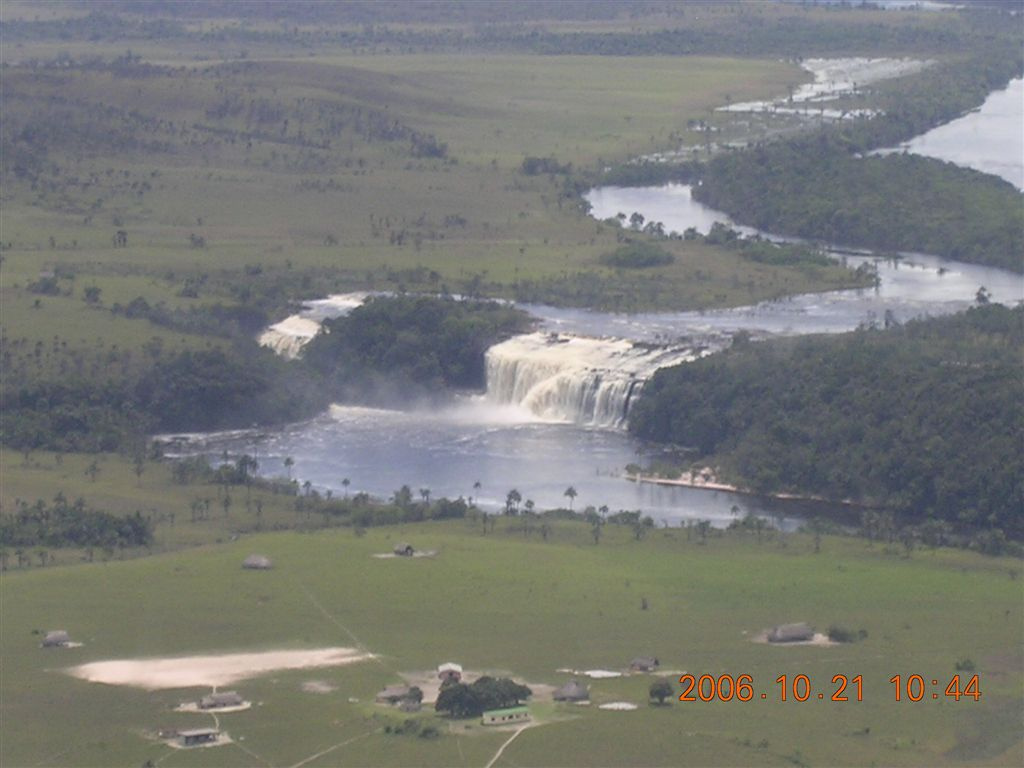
[283,456,294,481]
[564,486,577,511]
[342,478,351,498]
[505,489,521,516]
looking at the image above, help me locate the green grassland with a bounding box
[0,50,862,365]
[2,514,1021,767]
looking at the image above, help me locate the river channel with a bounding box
[180,76,1023,529]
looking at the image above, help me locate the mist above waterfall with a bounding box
[486,332,698,427]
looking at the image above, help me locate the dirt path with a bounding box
[286,728,380,768]
[484,725,529,768]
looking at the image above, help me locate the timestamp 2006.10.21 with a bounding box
[677,673,982,703]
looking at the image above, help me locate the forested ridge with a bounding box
[629,305,1024,540]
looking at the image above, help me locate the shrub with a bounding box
[827,626,867,643]
[599,241,674,269]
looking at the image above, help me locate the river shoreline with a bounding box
[625,471,874,510]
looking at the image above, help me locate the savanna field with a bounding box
[3,516,1022,767]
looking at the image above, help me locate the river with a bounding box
[179,76,1024,529]
[875,77,1024,190]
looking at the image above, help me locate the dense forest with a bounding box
[629,305,1024,540]
[302,295,532,403]
[696,141,1023,271]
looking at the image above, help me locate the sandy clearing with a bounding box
[751,632,838,647]
[68,647,375,690]
[175,701,252,714]
[371,550,438,559]
[302,680,337,694]
[599,702,638,711]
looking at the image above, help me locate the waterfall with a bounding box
[258,292,369,359]
[485,332,696,427]
[258,316,322,359]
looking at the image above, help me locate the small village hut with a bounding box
[629,656,660,672]
[375,685,411,705]
[199,691,244,709]
[553,680,590,702]
[437,662,463,682]
[41,630,71,648]
[178,728,220,747]
[768,622,814,643]
[242,554,273,570]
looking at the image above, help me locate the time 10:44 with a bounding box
[889,674,981,702]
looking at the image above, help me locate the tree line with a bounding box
[629,305,1024,540]
[0,494,153,550]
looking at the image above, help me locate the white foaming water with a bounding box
[485,332,698,427]
[257,292,369,359]
[720,57,931,115]
[259,315,322,358]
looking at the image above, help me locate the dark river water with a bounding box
[177,79,1023,528]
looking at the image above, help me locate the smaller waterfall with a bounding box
[485,332,697,427]
[259,316,322,359]
[258,293,369,359]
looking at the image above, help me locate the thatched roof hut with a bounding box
[179,728,220,747]
[393,543,414,556]
[553,680,590,702]
[242,554,273,570]
[199,691,244,709]
[629,656,660,672]
[768,622,814,643]
[41,630,71,648]
[437,662,463,682]
[375,685,411,704]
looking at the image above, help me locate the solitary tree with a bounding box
[283,456,294,480]
[649,677,673,705]
[505,488,521,516]
[564,486,577,510]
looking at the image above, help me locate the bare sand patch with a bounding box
[556,668,623,679]
[302,680,337,694]
[372,550,438,559]
[751,631,838,647]
[68,647,375,690]
[599,702,638,711]
[175,701,252,714]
